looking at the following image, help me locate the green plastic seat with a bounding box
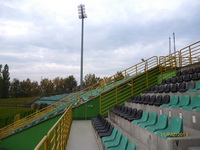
[126,142,136,150]
[102,128,118,143]
[188,81,200,92]
[104,131,122,149]
[171,94,190,109]
[146,114,168,133]
[156,117,183,139]
[162,95,179,108]
[132,111,149,125]
[182,94,200,110]
[139,112,157,128]
[107,136,128,150]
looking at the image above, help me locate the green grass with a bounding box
[0,115,61,150]
[0,97,36,105]
[0,97,37,128]
[0,107,33,128]
[0,107,32,119]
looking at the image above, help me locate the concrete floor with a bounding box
[66,120,99,150]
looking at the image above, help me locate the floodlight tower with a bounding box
[78,4,87,90]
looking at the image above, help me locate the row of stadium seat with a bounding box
[92,114,136,150]
[110,105,143,121]
[162,73,199,85]
[127,95,170,106]
[176,66,200,76]
[127,94,200,111]
[110,106,183,139]
[144,80,200,93]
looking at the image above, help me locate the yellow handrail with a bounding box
[34,105,72,150]
[100,41,200,115]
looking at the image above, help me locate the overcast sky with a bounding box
[0,0,200,84]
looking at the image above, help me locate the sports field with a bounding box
[0,97,36,105]
[0,97,36,128]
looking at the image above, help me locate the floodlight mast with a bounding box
[78,4,87,90]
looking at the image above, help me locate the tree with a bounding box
[31,81,40,96]
[53,77,64,94]
[2,64,10,98]
[40,78,54,96]
[19,78,33,97]
[83,73,101,89]
[0,65,3,98]
[10,78,20,98]
[64,75,77,93]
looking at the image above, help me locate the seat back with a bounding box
[158,85,164,93]
[154,85,159,93]
[191,73,199,81]
[126,108,132,116]
[183,74,191,82]
[177,75,184,83]
[139,96,145,104]
[133,111,149,124]
[114,132,122,146]
[130,108,137,117]
[196,81,200,90]
[178,83,187,92]
[187,82,195,90]
[147,112,157,124]
[191,94,200,107]
[194,66,200,73]
[154,95,162,106]
[117,136,128,150]
[163,95,170,104]
[148,95,156,105]
[150,86,155,93]
[123,107,129,114]
[143,95,150,104]
[120,106,126,113]
[171,83,178,92]
[171,76,177,84]
[126,142,136,150]
[168,117,183,133]
[102,127,118,142]
[134,109,143,120]
[135,95,141,103]
[157,114,168,129]
[180,94,190,106]
[170,95,179,105]
[164,84,171,93]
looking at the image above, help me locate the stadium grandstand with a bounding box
[0,41,200,150]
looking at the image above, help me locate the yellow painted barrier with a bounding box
[34,105,72,150]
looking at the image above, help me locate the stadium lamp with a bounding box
[78,4,87,90]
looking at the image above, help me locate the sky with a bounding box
[0,0,200,84]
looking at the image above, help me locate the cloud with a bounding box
[0,0,199,84]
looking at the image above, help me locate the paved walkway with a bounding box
[66,120,99,150]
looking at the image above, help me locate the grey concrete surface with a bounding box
[66,120,99,150]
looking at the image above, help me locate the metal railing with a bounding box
[0,41,199,139]
[34,105,72,150]
[100,41,200,115]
